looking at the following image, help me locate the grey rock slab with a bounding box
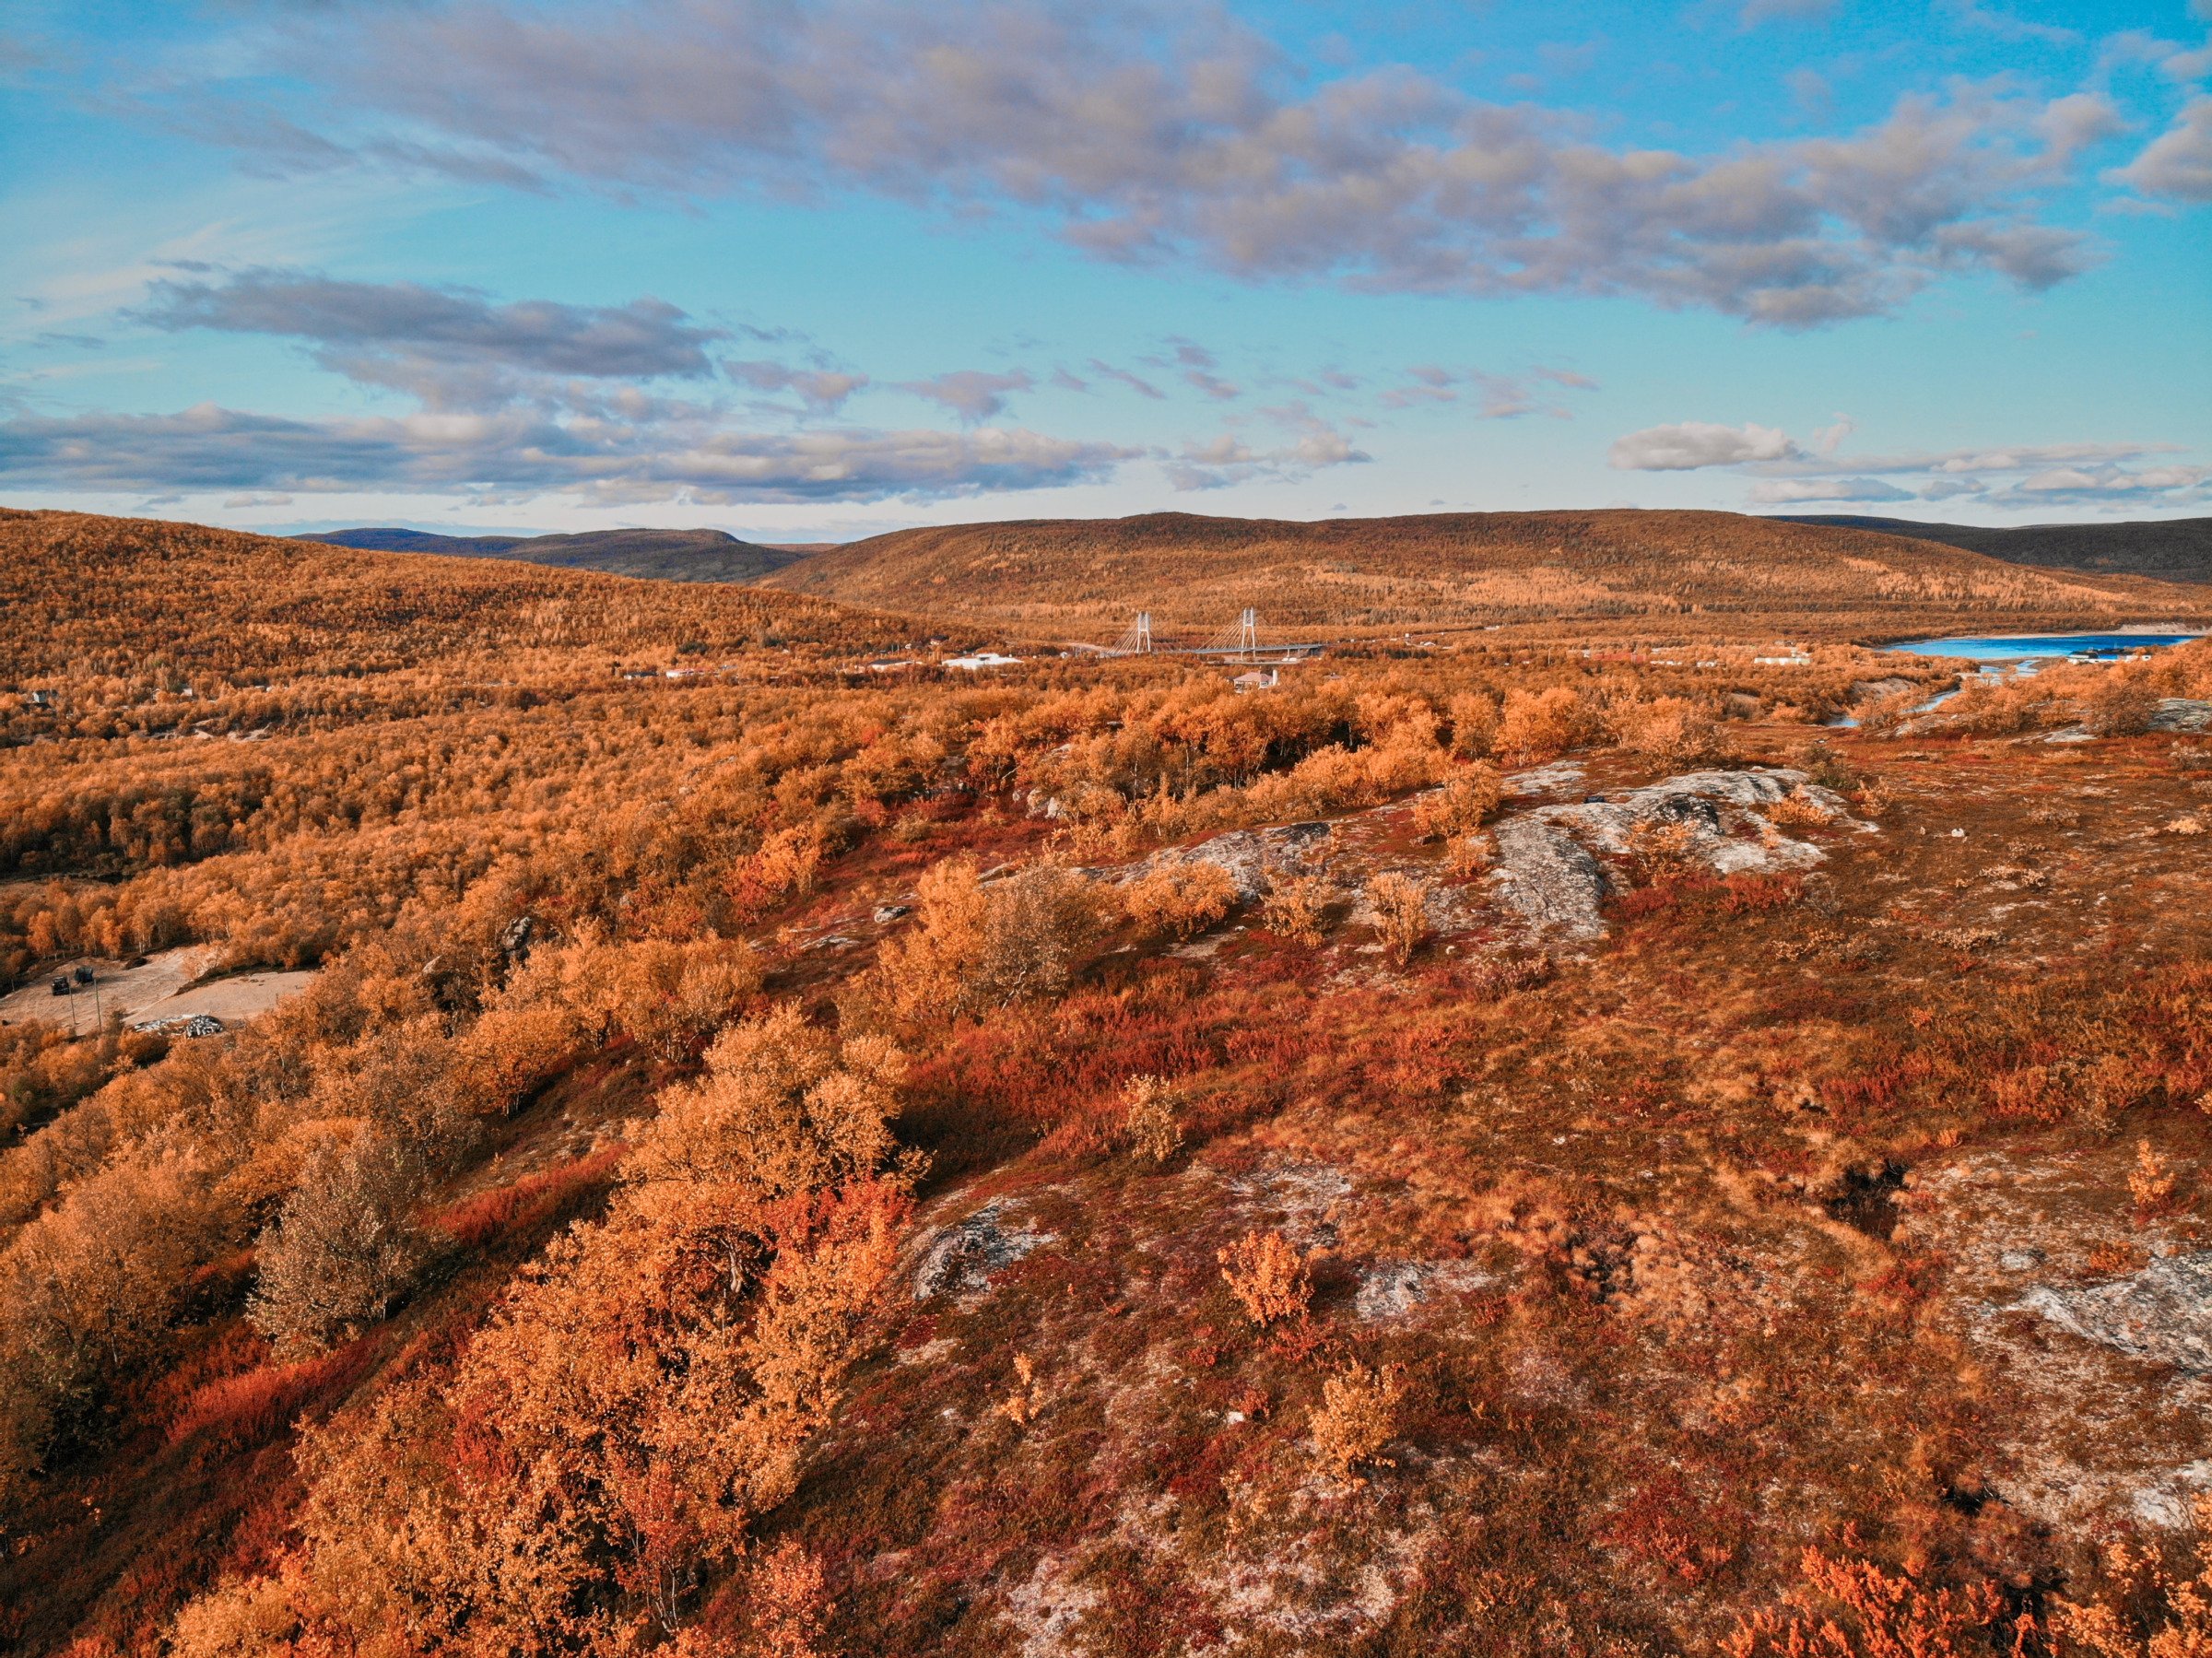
[1484,766,1871,940]
[2132,1460,2212,1529]
[1503,761,1586,797]
[2016,1251,2212,1375]
[1353,1259,1500,1322]
[1541,766,1865,875]
[1488,817,1611,942]
[1354,1261,1433,1320]
[2149,699,2212,734]
[1135,820,1333,901]
[912,1200,1056,1301]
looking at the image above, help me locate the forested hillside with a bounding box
[752,509,2210,640]
[1777,514,2212,585]
[295,525,807,585]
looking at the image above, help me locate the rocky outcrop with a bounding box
[1351,1258,1498,1321]
[1488,818,1611,942]
[1502,761,1585,797]
[1081,767,1866,954]
[1487,768,1866,944]
[2149,699,2212,734]
[1544,768,1865,876]
[912,1200,1055,1301]
[2017,1250,2212,1375]
[1131,820,1331,901]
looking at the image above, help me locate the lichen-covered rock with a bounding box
[1547,767,1865,875]
[1488,817,1611,942]
[1354,1261,1432,1320]
[1502,761,1585,797]
[912,1200,1055,1301]
[1133,820,1331,901]
[2149,698,2212,734]
[1485,767,1868,940]
[2017,1251,2212,1375]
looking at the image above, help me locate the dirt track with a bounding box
[0,947,315,1032]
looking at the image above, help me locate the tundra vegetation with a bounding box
[0,508,2209,1654]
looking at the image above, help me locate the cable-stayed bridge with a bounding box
[1099,608,1331,660]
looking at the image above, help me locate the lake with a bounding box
[1890,629,2205,662]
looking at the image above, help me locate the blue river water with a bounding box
[1824,627,2204,726]
[1890,630,2205,661]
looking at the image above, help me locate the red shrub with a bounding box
[428,1144,624,1250]
[166,1336,381,1453]
[1720,873,1804,915]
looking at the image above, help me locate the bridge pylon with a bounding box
[1109,611,1157,655]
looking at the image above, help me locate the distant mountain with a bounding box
[1771,515,2212,585]
[295,526,806,584]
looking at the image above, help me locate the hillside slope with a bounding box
[1,510,915,688]
[1773,514,2212,584]
[755,509,2211,641]
[4,510,2212,1654]
[296,525,806,584]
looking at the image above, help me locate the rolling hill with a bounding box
[751,508,2212,643]
[1773,514,2212,584]
[295,525,806,584]
[289,512,2212,643]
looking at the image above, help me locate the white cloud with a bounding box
[2006,461,2210,502]
[1382,365,1596,417]
[724,359,869,412]
[1166,404,1371,489]
[1740,0,1838,25]
[1942,0,2077,45]
[144,2,2126,325]
[1620,417,2207,511]
[1608,421,1800,470]
[2111,96,2212,202]
[139,270,730,412]
[896,370,1037,422]
[0,402,1137,504]
[1747,476,1914,503]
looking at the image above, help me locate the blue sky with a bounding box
[1,0,2206,541]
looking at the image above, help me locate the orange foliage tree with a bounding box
[165,1004,912,1654]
